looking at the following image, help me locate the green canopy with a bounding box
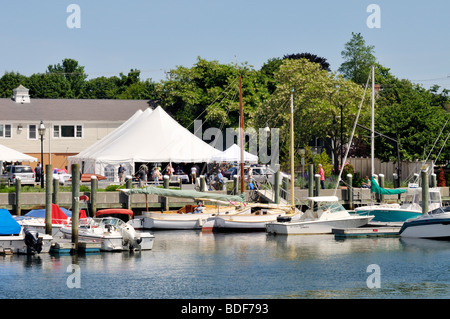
[370,177,406,195]
[123,186,245,203]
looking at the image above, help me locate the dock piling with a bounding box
[421,169,429,215]
[15,178,21,216]
[347,174,353,210]
[308,164,314,197]
[71,164,80,250]
[90,175,98,217]
[45,164,52,235]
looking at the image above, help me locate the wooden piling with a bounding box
[421,169,429,215]
[314,174,320,197]
[125,176,132,209]
[15,178,21,216]
[52,175,59,205]
[347,174,353,210]
[45,164,52,235]
[233,175,239,195]
[163,175,169,211]
[431,173,437,188]
[274,165,280,204]
[308,164,314,197]
[71,164,80,250]
[90,175,98,217]
[379,174,385,202]
[200,175,206,192]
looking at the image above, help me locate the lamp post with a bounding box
[38,121,46,188]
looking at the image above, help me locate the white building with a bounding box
[0,85,154,171]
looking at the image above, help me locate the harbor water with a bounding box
[1,231,449,299]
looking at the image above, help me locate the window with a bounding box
[53,124,83,138]
[0,124,12,138]
[28,125,37,139]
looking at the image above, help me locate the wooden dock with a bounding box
[50,238,101,254]
[332,226,401,238]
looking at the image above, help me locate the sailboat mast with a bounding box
[371,65,375,177]
[290,88,295,209]
[239,74,245,193]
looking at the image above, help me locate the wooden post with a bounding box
[90,176,98,217]
[421,169,429,215]
[314,174,320,197]
[347,174,353,210]
[52,175,59,205]
[15,178,21,216]
[308,164,314,197]
[125,175,132,209]
[274,165,280,204]
[71,164,80,250]
[200,175,206,192]
[431,173,437,188]
[45,164,52,235]
[163,175,169,211]
[233,175,239,195]
[282,176,288,200]
[379,174,385,203]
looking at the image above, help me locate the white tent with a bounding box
[211,144,258,163]
[0,144,37,162]
[69,106,221,181]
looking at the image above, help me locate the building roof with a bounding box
[0,98,157,121]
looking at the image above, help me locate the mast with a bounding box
[371,65,375,177]
[239,74,245,193]
[290,88,295,209]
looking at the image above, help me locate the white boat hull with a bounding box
[399,212,450,239]
[131,213,212,230]
[0,232,53,254]
[266,216,373,235]
[203,208,288,231]
[61,228,124,251]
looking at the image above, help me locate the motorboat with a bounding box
[130,204,238,230]
[266,196,373,235]
[60,216,154,251]
[202,203,295,232]
[354,183,442,222]
[14,204,76,237]
[399,205,450,240]
[0,209,52,254]
[123,186,245,230]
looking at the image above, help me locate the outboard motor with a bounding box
[24,228,43,254]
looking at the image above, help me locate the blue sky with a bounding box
[1,0,449,89]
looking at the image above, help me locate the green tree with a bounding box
[253,58,370,172]
[0,72,28,98]
[156,57,270,131]
[47,58,88,98]
[338,32,377,85]
[375,77,450,162]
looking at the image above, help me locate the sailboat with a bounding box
[200,79,298,232]
[266,79,374,235]
[124,187,245,230]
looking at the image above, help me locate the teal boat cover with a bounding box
[371,177,406,195]
[0,209,21,235]
[126,186,245,203]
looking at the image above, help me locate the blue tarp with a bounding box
[0,209,21,235]
[26,207,72,218]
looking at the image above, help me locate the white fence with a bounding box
[347,157,433,182]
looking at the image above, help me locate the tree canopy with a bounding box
[0,33,449,171]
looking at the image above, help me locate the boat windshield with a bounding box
[317,202,346,214]
[428,206,450,215]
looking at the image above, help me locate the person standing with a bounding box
[35,163,42,182]
[118,164,126,183]
[319,164,325,189]
[191,165,197,184]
